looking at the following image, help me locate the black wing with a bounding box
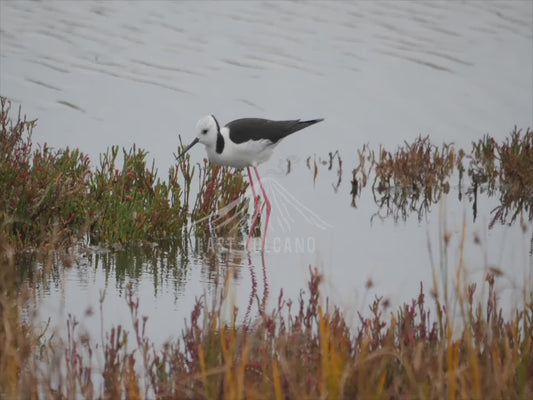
[226,118,323,144]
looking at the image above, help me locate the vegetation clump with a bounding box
[342,129,532,225]
[468,129,533,227]
[0,98,90,247]
[0,97,249,249]
[372,135,456,221]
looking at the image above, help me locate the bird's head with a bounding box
[195,114,220,146]
[179,114,220,158]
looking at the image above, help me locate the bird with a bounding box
[179,115,324,252]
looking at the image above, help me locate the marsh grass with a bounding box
[319,129,532,226]
[473,129,533,228]
[2,247,532,399]
[191,161,249,247]
[0,98,90,248]
[87,144,185,244]
[372,135,456,222]
[0,97,249,250]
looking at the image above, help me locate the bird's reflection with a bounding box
[243,247,269,324]
[202,235,270,325]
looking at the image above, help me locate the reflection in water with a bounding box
[203,236,270,323]
[244,251,269,324]
[19,234,271,341]
[19,241,191,300]
[94,242,189,297]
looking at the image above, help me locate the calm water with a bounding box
[1,1,532,344]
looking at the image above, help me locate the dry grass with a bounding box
[1,251,531,399]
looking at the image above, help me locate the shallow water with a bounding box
[1,1,532,344]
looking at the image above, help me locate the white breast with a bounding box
[205,130,279,168]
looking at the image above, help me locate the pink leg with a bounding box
[246,167,261,250]
[254,166,271,252]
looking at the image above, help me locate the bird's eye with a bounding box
[202,129,208,134]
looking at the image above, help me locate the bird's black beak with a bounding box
[177,137,199,160]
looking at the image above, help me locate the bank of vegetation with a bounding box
[1,98,531,398]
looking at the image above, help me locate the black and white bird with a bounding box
[180,115,324,251]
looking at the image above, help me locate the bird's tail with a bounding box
[290,118,324,134]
